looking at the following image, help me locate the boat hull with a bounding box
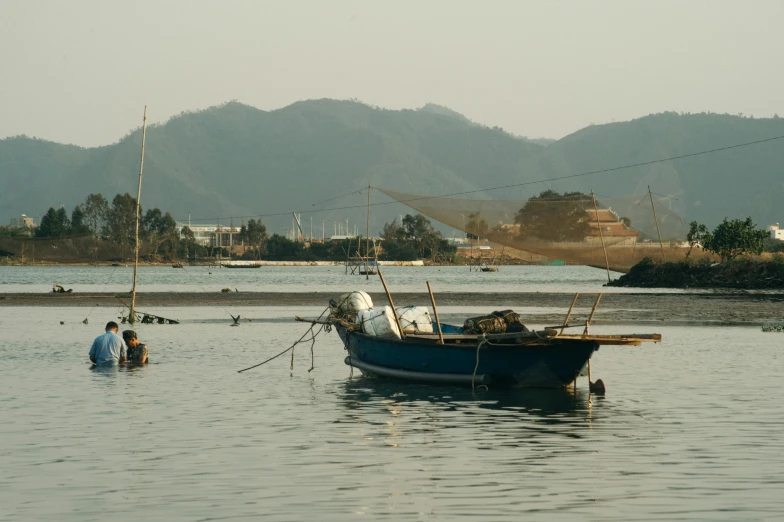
[337,326,597,389]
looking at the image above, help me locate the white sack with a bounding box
[356,306,402,339]
[396,306,434,333]
[337,291,374,314]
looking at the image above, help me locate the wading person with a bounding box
[89,321,127,365]
[122,330,149,364]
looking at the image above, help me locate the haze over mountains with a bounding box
[2,99,783,237]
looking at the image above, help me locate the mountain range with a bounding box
[2,99,783,238]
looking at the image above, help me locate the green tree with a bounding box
[401,213,443,257]
[143,208,177,237]
[82,193,109,237]
[685,221,708,258]
[465,212,488,239]
[263,234,307,260]
[245,219,268,259]
[36,207,70,237]
[70,205,90,235]
[380,218,401,241]
[142,208,178,259]
[104,193,139,244]
[514,190,592,242]
[702,217,769,262]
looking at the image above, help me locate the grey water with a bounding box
[2,304,783,521]
[0,264,682,294]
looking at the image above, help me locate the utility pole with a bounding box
[591,190,612,283]
[366,183,371,279]
[648,185,666,261]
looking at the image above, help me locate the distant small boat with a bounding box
[222,263,262,269]
[172,262,184,268]
[480,266,498,272]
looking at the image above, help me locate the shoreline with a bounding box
[2,291,782,326]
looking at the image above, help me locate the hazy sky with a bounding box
[1,0,782,147]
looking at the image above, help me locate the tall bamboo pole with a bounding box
[365,184,370,279]
[560,292,579,334]
[426,281,445,344]
[377,268,405,339]
[591,191,612,283]
[129,106,147,325]
[648,185,666,261]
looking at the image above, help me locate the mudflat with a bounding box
[2,291,783,326]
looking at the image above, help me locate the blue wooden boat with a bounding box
[324,321,660,389]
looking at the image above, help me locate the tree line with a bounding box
[34,193,178,243]
[233,213,456,262]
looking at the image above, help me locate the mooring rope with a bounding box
[237,305,331,373]
[472,336,488,392]
[81,265,119,324]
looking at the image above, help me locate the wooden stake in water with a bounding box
[426,281,445,344]
[583,293,603,335]
[560,293,579,335]
[591,190,612,283]
[129,106,147,325]
[378,268,405,339]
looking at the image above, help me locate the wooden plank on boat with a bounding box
[555,333,662,345]
[406,329,558,341]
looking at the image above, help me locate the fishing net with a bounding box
[377,188,691,272]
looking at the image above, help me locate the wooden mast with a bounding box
[129,106,147,324]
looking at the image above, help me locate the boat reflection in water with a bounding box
[333,377,601,448]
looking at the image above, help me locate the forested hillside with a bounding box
[2,100,783,236]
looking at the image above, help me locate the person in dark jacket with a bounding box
[122,330,149,364]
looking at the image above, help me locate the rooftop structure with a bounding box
[9,214,36,229]
[770,223,784,240]
[179,224,241,247]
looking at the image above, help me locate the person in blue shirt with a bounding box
[89,321,127,365]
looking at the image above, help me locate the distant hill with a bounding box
[1,102,783,238]
[523,112,784,232]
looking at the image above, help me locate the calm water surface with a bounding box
[1,306,782,521]
[0,265,681,294]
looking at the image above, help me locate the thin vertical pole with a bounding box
[129,106,147,325]
[365,184,371,279]
[378,268,405,339]
[583,293,603,335]
[591,191,612,283]
[426,281,444,344]
[648,185,666,261]
[560,292,579,334]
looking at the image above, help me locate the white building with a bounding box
[9,214,36,229]
[179,224,241,247]
[770,223,784,241]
